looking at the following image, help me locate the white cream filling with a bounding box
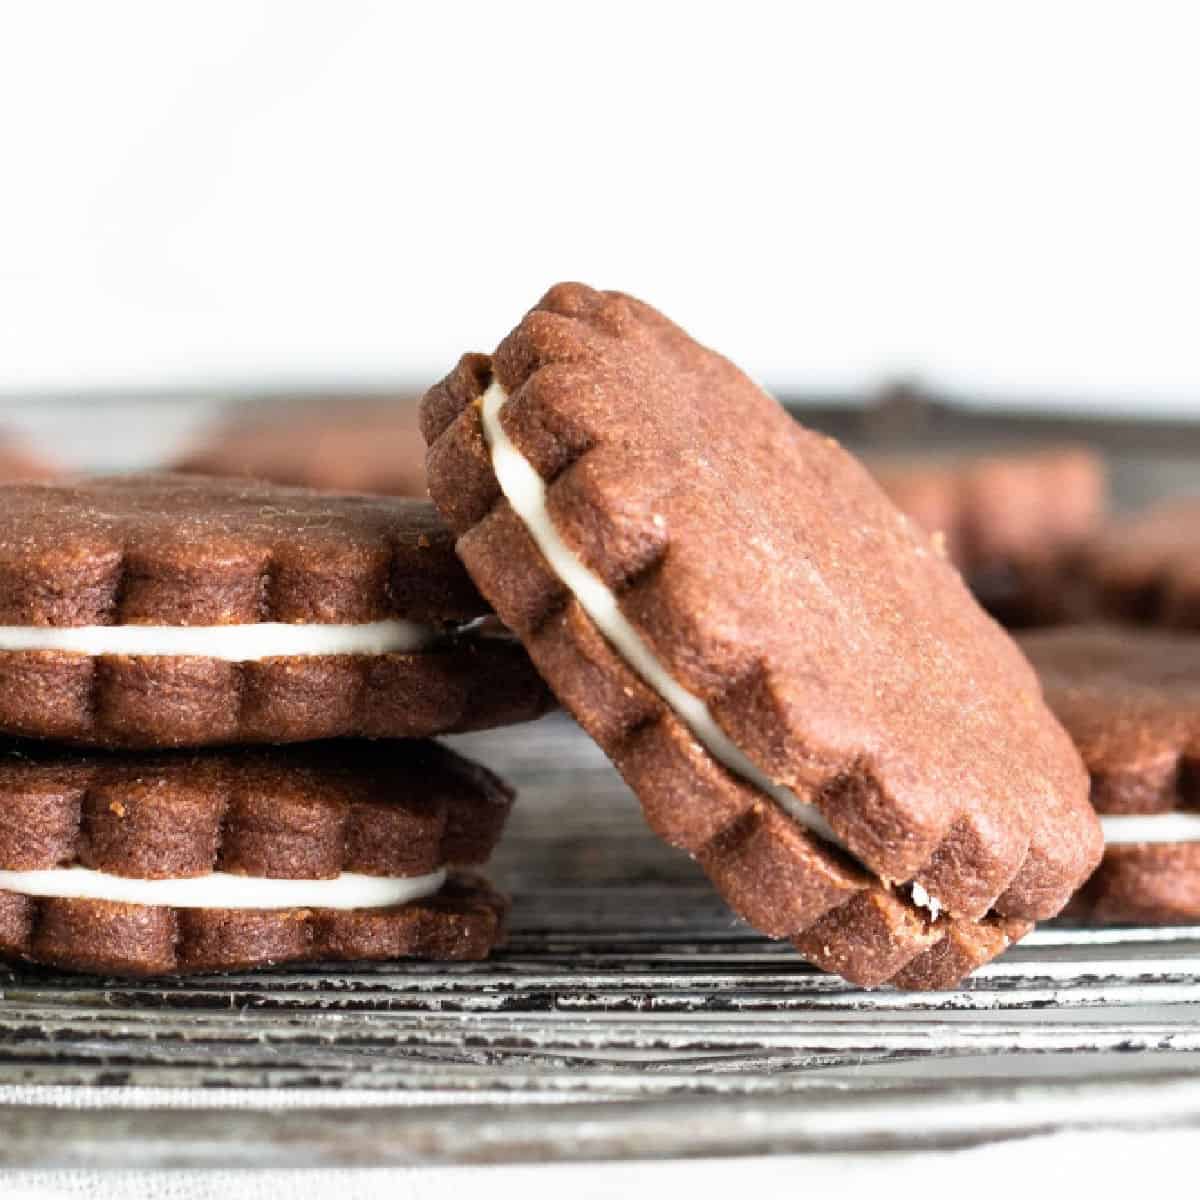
[909,881,942,921]
[480,379,945,910]
[1100,814,1200,846]
[0,866,446,909]
[0,619,435,661]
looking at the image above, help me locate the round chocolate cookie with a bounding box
[0,473,553,748]
[0,738,511,975]
[867,446,1106,627]
[420,283,1100,990]
[176,396,426,497]
[1081,498,1200,628]
[1020,624,1200,924]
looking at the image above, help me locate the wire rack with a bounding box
[1,715,1199,1167]
[0,398,1198,1166]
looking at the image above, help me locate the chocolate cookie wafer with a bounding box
[177,396,426,496]
[0,739,511,975]
[1082,498,1200,628]
[1020,625,1200,923]
[420,283,1100,990]
[0,473,553,748]
[868,446,1106,626]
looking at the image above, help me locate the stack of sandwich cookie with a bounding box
[0,474,553,975]
[0,474,551,747]
[421,283,1102,990]
[1021,626,1200,923]
[0,740,509,974]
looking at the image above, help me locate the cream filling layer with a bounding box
[479,380,857,848]
[1100,814,1200,846]
[0,619,435,661]
[0,866,447,909]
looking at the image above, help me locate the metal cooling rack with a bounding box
[1,714,1199,1167]
[0,397,1198,1166]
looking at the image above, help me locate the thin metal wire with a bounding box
[1,702,1198,1164]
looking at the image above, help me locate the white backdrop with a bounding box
[1,0,1197,411]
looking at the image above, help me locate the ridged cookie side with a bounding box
[0,476,481,626]
[0,874,508,976]
[0,739,514,879]
[0,640,554,748]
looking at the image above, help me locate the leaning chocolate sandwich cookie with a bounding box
[1020,625,1200,923]
[420,283,1102,990]
[0,474,552,748]
[0,739,510,975]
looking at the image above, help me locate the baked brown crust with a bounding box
[0,639,553,749]
[0,474,554,746]
[0,873,507,975]
[1021,625,1200,924]
[420,283,1100,989]
[1082,499,1200,628]
[0,473,479,626]
[176,397,426,497]
[0,738,513,878]
[891,914,1033,989]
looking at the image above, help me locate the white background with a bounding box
[0,1,1198,410]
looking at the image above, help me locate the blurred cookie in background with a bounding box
[1021,625,1200,924]
[175,395,426,496]
[1081,498,1200,629]
[867,445,1107,626]
[0,432,56,481]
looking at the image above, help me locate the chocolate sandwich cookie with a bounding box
[177,397,426,496]
[420,283,1101,990]
[0,473,552,748]
[0,739,511,975]
[1082,499,1200,628]
[867,446,1106,626]
[1020,625,1200,923]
